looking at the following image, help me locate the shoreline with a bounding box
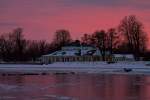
[0,61,150,75]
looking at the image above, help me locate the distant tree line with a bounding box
[81,15,148,60]
[0,28,50,61]
[0,15,149,62]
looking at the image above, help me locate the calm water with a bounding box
[0,74,150,100]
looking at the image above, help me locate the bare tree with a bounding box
[81,33,91,45]
[0,28,27,61]
[0,33,15,61]
[37,40,50,55]
[119,15,147,60]
[107,28,120,55]
[94,30,107,61]
[26,40,51,61]
[52,29,72,49]
[0,35,8,60]
[11,28,27,61]
[26,40,39,61]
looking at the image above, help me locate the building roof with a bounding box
[43,47,108,57]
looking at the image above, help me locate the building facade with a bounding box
[41,45,111,64]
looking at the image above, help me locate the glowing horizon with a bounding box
[0,0,150,43]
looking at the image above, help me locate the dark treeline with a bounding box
[0,15,149,61]
[0,28,51,61]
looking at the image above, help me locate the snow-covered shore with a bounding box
[0,61,150,75]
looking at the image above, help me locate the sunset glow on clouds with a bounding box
[0,0,150,41]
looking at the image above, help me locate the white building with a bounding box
[41,43,135,64]
[41,45,111,64]
[112,54,134,61]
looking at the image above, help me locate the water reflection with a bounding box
[0,74,150,100]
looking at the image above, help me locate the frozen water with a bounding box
[0,74,150,100]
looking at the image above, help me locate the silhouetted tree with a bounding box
[26,40,50,61]
[11,28,27,61]
[52,29,72,49]
[94,30,107,61]
[119,15,147,60]
[107,28,120,55]
[0,32,15,61]
[81,33,91,45]
[37,40,51,56]
[0,34,10,60]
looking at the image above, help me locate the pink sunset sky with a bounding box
[0,0,150,42]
